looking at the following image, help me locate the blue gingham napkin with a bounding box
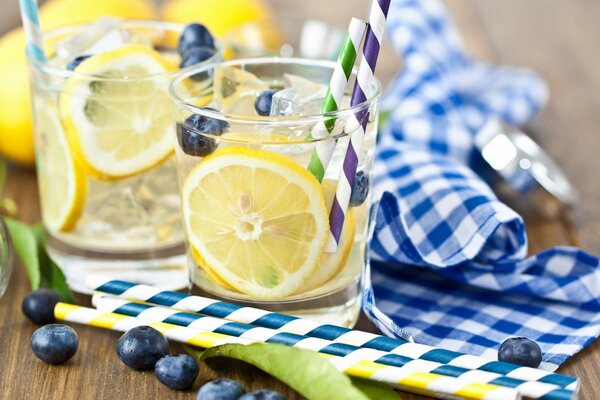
[364,0,600,371]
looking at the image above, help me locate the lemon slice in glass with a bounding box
[182,146,329,299]
[60,44,174,180]
[36,101,86,232]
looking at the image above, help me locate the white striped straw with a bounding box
[86,276,579,397]
[305,18,367,182]
[56,302,519,400]
[18,0,46,63]
[92,294,575,400]
[326,0,390,251]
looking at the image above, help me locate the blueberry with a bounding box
[116,326,169,370]
[349,170,370,207]
[239,389,286,400]
[254,89,279,116]
[498,337,542,368]
[177,110,228,157]
[66,55,91,71]
[155,354,199,390]
[178,23,215,55]
[31,324,78,364]
[197,379,245,400]
[180,46,215,69]
[21,288,61,324]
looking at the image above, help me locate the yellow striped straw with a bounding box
[55,303,519,400]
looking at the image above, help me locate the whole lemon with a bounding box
[0,0,156,167]
[162,0,272,38]
[0,29,34,166]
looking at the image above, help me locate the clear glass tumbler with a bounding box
[27,20,222,293]
[170,58,380,327]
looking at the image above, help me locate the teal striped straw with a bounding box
[18,0,47,63]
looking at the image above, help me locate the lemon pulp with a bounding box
[183,146,329,299]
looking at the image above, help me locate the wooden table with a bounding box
[2,1,600,399]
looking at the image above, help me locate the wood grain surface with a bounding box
[2,1,600,399]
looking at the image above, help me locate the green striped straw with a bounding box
[18,0,47,63]
[306,18,367,183]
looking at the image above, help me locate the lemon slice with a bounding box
[182,146,329,299]
[35,101,86,232]
[60,44,174,180]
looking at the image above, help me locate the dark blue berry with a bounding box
[254,89,279,116]
[116,326,169,370]
[178,23,215,55]
[22,288,61,324]
[180,46,215,69]
[239,389,286,400]
[31,324,78,364]
[155,354,199,390]
[349,170,370,207]
[197,379,245,400]
[66,55,91,71]
[177,110,228,157]
[498,337,542,368]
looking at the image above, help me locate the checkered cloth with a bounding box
[365,0,600,371]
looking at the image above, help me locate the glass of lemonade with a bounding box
[27,20,221,293]
[170,58,380,327]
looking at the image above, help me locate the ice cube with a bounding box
[213,66,269,115]
[270,73,327,116]
[55,16,124,59]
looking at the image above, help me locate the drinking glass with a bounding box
[27,20,222,293]
[170,58,380,327]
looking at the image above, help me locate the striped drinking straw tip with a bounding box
[18,0,46,63]
[86,277,579,398]
[92,294,576,400]
[326,0,390,252]
[56,302,519,400]
[305,18,367,183]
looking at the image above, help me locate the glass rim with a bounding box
[169,57,382,126]
[28,19,223,82]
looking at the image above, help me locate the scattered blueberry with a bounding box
[116,326,169,370]
[240,389,286,400]
[31,324,78,364]
[21,288,61,324]
[177,110,228,157]
[197,379,246,400]
[66,55,91,71]
[178,23,215,55]
[155,354,199,390]
[498,337,542,368]
[254,89,279,116]
[180,46,215,69]
[349,170,370,207]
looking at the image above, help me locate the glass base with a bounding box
[47,234,188,294]
[192,278,362,328]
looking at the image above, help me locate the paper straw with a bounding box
[93,294,575,400]
[326,0,390,251]
[305,18,367,183]
[55,302,518,400]
[18,0,46,63]
[87,277,579,395]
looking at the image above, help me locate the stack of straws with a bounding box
[49,276,580,400]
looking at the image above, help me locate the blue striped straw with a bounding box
[18,0,47,63]
[87,277,579,394]
[92,294,576,400]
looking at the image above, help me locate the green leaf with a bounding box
[201,343,370,400]
[351,378,402,400]
[5,219,73,302]
[5,218,40,289]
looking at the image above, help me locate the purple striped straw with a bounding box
[326,0,391,251]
